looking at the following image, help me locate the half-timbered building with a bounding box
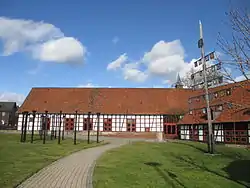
[17,87,192,139]
[178,80,250,145]
[17,80,250,144]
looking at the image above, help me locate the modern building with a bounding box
[17,80,250,144]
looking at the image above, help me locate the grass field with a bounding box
[93,141,250,188]
[0,133,104,188]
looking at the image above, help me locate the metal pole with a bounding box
[74,111,78,145]
[31,110,36,143]
[87,112,91,144]
[23,111,28,142]
[20,112,25,142]
[58,111,62,144]
[97,112,100,143]
[199,21,214,154]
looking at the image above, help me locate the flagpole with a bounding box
[198,20,214,154]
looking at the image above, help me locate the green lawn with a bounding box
[0,133,105,188]
[93,141,250,188]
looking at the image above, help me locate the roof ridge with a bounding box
[31,87,192,90]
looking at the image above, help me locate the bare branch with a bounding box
[217,8,250,83]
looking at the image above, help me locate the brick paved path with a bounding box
[17,139,128,188]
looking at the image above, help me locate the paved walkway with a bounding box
[17,138,130,188]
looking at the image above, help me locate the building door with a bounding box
[83,118,93,130]
[163,115,179,139]
[164,124,177,139]
[127,119,136,132]
[190,125,199,141]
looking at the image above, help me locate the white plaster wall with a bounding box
[18,113,164,132]
[198,125,203,141]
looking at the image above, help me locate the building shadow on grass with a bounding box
[144,162,187,188]
[172,141,246,160]
[223,160,250,187]
[172,154,250,188]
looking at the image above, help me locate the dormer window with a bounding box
[189,110,193,115]
[226,89,231,96]
[214,92,218,98]
[202,108,207,114]
[216,105,223,111]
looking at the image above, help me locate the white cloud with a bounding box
[112,36,119,44]
[0,17,86,63]
[107,40,191,83]
[107,53,128,70]
[123,67,148,82]
[122,61,148,82]
[143,40,190,78]
[35,37,85,63]
[107,41,225,85]
[0,92,26,105]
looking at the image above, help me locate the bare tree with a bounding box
[181,67,196,88]
[217,8,250,83]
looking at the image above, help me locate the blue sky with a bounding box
[0,0,248,104]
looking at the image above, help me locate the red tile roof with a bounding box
[18,87,193,114]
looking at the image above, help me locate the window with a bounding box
[202,108,207,114]
[219,90,226,97]
[103,118,112,132]
[214,92,218,98]
[189,110,193,115]
[2,112,5,117]
[65,118,74,130]
[216,105,223,111]
[83,118,93,130]
[167,126,171,134]
[172,125,176,134]
[226,89,232,96]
